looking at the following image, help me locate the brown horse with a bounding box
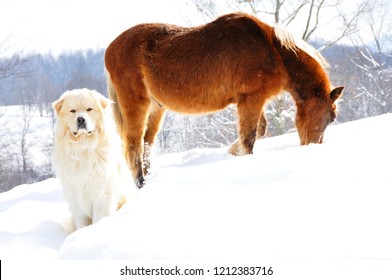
[105,12,343,188]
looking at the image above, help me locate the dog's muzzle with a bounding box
[72,116,93,136]
[77,116,87,130]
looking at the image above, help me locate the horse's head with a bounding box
[296,86,344,145]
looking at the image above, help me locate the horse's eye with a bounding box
[87,108,93,112]
[70,109,76,113]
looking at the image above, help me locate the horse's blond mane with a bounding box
[273,25,330,69]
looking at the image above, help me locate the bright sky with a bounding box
[1,0,386,57]
[0,0,199,56]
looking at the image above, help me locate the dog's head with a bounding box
[53,89,111,138]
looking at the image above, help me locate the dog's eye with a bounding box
[87,108,93,112]
[70,109,76,113]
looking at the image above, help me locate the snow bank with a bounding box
[1,114,391,261]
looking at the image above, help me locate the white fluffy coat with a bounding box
[52,89,136,230]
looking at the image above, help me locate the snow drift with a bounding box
[0,114,391,260]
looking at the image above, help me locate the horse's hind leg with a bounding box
[230,94,265,156]
[124,99,151,188]
[143,102,166,176]
[113,81,151,188]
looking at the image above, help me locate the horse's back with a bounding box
[105,13,287,113]
[105,23,184,74]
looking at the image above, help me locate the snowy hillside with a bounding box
[0,114,392,262]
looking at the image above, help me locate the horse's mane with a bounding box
[273,25,330,69]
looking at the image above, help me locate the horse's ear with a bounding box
[330,86,344,101]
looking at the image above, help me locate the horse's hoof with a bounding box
[229,142,239,156]
[136,175,145,189]
[229,142,251,156]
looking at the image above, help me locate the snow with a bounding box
[0,105,54,176]
[1,114,392,262]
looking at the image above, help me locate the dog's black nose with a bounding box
[77,117,85,124]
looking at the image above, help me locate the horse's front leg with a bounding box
[230,94,265,156]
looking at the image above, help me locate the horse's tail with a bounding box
[106,69,125,142]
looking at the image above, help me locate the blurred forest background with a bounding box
[1,0,391,191]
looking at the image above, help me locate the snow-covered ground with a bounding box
[0,105,54,185]
[1,114,392,263]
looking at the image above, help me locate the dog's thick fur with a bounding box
[52,88,136,230]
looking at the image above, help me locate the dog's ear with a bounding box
[52,98,64,116]
[99,96,113,110]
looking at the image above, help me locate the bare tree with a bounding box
[0,107,11,192]
[0,37,29,191]
[0,35,27,81]
[0,94,54,192]
[222,0,369,49]
[0,103,35,191]
[1,92,41,191]
[190,0,219,21]
[19,104,33,173]
[347,0,392,117]
[316,0,370,51]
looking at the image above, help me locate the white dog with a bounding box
[52,88,137,230]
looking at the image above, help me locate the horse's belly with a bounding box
[151,89,236,114]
